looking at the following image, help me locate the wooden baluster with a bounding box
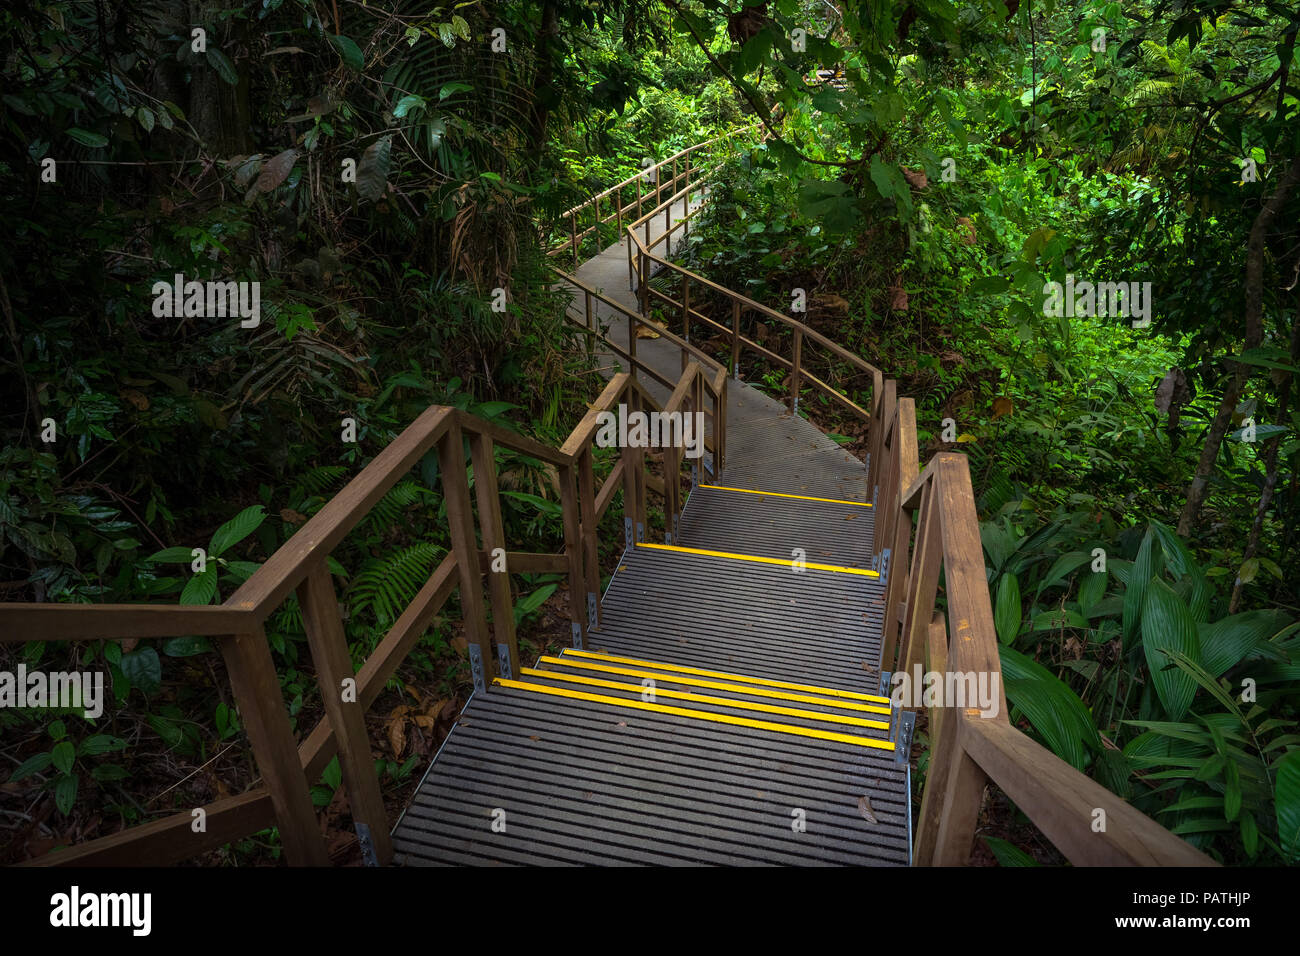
[913,610,952,865]
[437,418,494,690]
[571,211,578,269]
[879,507,912,673]
[930,720,989,866]
[469,432,520,680]
[731,300,741,380]
[578,446,600,627]
[681,274,691,372]
[665,435,680,544]
[899,481,942,686]
[586,289,596,358]
[219,626,328,865]
[628,311,638,381]
[790,328,803,415]
[297,562,394,864]
[716,375,727,473]
[638,249,649,315]
[558,459,586,647]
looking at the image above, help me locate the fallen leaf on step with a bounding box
[529,735,540,742]
[858,794,878,824]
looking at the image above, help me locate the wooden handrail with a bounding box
[0,356,719,867]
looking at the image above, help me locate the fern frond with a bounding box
[347,543,445,625]
[364,479,433,532]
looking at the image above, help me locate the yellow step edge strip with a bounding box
[493,678,896,751]
[636,542,880,578]
[699,484,873,508]
[521,667,891,730]
[564,649,892,704]
[538,655,892,715]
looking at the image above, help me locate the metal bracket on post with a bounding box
[624,516,633,550]
[879,670,892,697]
[587,592,598,630]
[792,395,799,415]
[894,710,916,767]
[877,548,891,588]
[691,463,699,487]
[467,643,486,693]
[672,513,680,541]
[636,522,645,544]
[873,484,879,507]
[571,621,584,650]
[355,822,379,867]
[497,643,513,680]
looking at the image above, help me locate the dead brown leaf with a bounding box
[858,794,878,824]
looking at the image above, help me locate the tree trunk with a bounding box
[1229,300,1300,611]
[1177,157,1300,536]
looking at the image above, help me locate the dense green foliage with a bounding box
[1,0,1298,866]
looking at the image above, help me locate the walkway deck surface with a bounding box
[390,213,909,866]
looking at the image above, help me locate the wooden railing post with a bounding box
[437,417,494,691]
[913,610,951,865]
[468,432,520,680]
[731,300,741,379]
[715,374,727,473]
[930,720,989,866]
[297,563,394,865]
[570,211,578,270]
[638,249,649,315]
[790,328,803,415]
[682,273,691,373]
[621,388,645,547]
[558,458,587,647]
[219,626,328,865]
[899,480,942,685]
[578,446,601,628]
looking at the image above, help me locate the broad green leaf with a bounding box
[981,836,1039,866]
[1275,749,1300,863]
[120,647,162,694]
[67,128,108,148]
[209,504,266,557]
[356,135,392,202]
[54,774,78,815]
[328,34,365,71]
[393,95,426,119]
[1224,758,1242,821]
[78,735,124,757]
[163,635,212,657]
[180,564,218,605]
[143,546,197,564]
[1122,529,1158,647]
[1000,645,1099,769]
[994,572,1020,644]
[51,741,76,775]
[206,48,239,85]
[10,751,53,781]
[1140,579,1202,719]
[1198,610,1293,676]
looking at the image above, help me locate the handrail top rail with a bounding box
[555,124,759,219]
[627,226,883,381]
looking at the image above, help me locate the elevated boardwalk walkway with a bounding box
[391,195,913,864]
[0,131,1217,870]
